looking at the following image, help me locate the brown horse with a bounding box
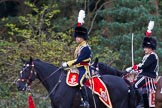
[155,76,162,108]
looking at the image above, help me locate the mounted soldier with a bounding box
[62,10,91,107]
[126,21,159,108]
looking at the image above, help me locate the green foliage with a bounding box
[96,0,161,69]
[0,2,71,107]
[0,0,162,107]
[0,41,13,47]
[89,36,119,66]
[0,91,51,108]
[4,2,60,43]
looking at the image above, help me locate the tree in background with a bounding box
[0,0,162,107]
[93,0,162,70]
[0,1,119,107]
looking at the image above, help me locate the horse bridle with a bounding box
[90,63,100,76]
[17,61,63,95]
[17,62,36,88]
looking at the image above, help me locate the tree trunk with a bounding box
[154,0,159,16]
[102,0,113,37]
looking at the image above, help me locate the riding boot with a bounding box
[143,93,149,108]
[80,86,90,108]
[135,89,144,108]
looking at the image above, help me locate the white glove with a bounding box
[125,67,132,72]
[62,62,68,68]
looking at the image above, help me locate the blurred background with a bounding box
[0,0,162,107]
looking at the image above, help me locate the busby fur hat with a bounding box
[73,10,88,40]
[74,26,88,40]
[142,37,157,50]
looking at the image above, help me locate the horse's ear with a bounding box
[94,57,99,67]
[29,56,33,63]
[21,58,26,63]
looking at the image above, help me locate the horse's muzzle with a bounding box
[16,82,27,91]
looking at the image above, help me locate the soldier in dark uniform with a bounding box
[62,26,91,107]
[126,36,159,108]
[134,37,159,87]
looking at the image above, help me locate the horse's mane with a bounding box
[98,62,123,76]
[33,59,62,75]
[34,59,58,68]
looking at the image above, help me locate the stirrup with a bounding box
[80,100,90,108]
[136,104,144,108]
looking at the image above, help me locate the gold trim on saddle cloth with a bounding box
[66,68,79,86]
[85,77,112,108]
[144,77,156,107]
[149,92,155,107]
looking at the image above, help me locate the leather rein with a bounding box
[17,62,63,98]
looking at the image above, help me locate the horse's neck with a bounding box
[35,61,62,92]
[99,63,123,76]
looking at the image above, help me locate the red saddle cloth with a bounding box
[66,70,112,108]
[142,78,157,107]
[149,91,155,107]
[66,70,79,86]
[85,77,112,108]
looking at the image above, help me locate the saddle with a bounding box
[66,68,112,108]
[125,72,157,107]
[142,77,157,107]
[84,76,112,108]
[66,68,79,86]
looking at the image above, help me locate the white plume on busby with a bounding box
[145,21,154,37]
[143,21,157,50]
[148,21,154,32]
[74,10,88,40]
[77,10,85,26]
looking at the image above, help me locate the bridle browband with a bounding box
[17,62,36,86]
[17,61,64,99]
[17,61,63,92]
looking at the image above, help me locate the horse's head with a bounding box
[91,57,99,75]
[17,57,36,91]
[91,57,125,76]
